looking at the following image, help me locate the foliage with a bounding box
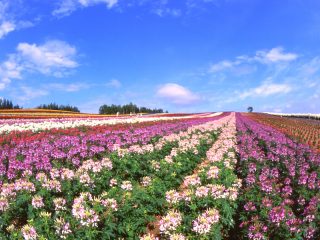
[0,98,22,109]
[37,103,80,112]
[99,102,166,114]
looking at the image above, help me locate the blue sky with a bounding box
[0,0,320,113]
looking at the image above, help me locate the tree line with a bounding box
[0,98,22,109]
[37,103,80,112]
[99,102,167,114]
[0,98,165,115]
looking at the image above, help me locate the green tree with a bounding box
[0,98,22,109]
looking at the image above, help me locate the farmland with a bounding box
[0,112,319,239]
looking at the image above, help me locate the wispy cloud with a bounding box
[52,0,222,18]
[47,82,89,92]
[157,83,200,105]
[0,21,15,39]
[209,47,298,73]
[106,79,121,88]
[53,0,118,17]
[0,57,23,90]
[0,1,16,39]
[254,47,298,64]
[0,40,79,90]
[16,86,49,102]
[0,0,36,39]
[299,57,320,76]
[210,60,236,72]
[153,8,181,17]
[239,81,293,100]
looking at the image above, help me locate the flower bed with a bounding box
[245,113,320,152]
[0,114,232,239]
[236,113,320,239]
[0,114,227,181]
[0,112,222,134]
[1,112,320,239]
[141,113,241,239]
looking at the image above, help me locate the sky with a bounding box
[0,0,320,113]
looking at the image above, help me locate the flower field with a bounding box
[0,112,319,239]
[245,113,320,152]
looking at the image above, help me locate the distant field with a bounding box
[0,108,111,119]
[0,112,319,239]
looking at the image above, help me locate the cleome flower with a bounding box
[0,196,9,212]
[55,217,72,239]
[183,174,201,187]
[72,193,100,228]
[21,224,38,240]
[121,181,133,191]
[31,195,44,209]
[192,208,220,235]
[165,190,181,204]
[109,178,118,187]
[169,233,186,240]
[207,165,219,179]
[53,197,67,211]
[141,176,152,187]
[159,209,183,235]
[139,233,159,240]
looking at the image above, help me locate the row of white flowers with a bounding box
[0,112,222,134]
[265,112,320,120]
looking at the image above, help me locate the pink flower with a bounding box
[22,225,37,240]
[32,196,44,209]
[192,208,220,234]
[159,210,182,235]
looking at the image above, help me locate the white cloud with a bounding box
[210,60,239,72]
[0,40,79,90]
[0,21,15,39]
[157,83,200,104]
[48,83,89,92]
[239,81,293,100]
[0,56,23,90]
[209,47,298,73]
[53,0,118,17]
[16,40,78,75]
[17,86,49,101]
[299,57,320,76]
[153,8,182,17]
[106,79,121,88]
[79,0,117,7]
[254,47,298,64]
[0,1,35,40]
[0,2,16,39]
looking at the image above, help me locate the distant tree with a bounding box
[99,103,166,114]
[0,98,22,109]
[37,103,80,112]
[247,106,253,113]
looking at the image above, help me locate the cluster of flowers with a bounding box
[141,113,241,239]
[0,114,227,180]
[248,113,320,153]
[115,116,226,158]
[0,112,222,134]
[236,113,320,239]
[192,208,220,234]
[0,113,229,239]
[72,192,117,228]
